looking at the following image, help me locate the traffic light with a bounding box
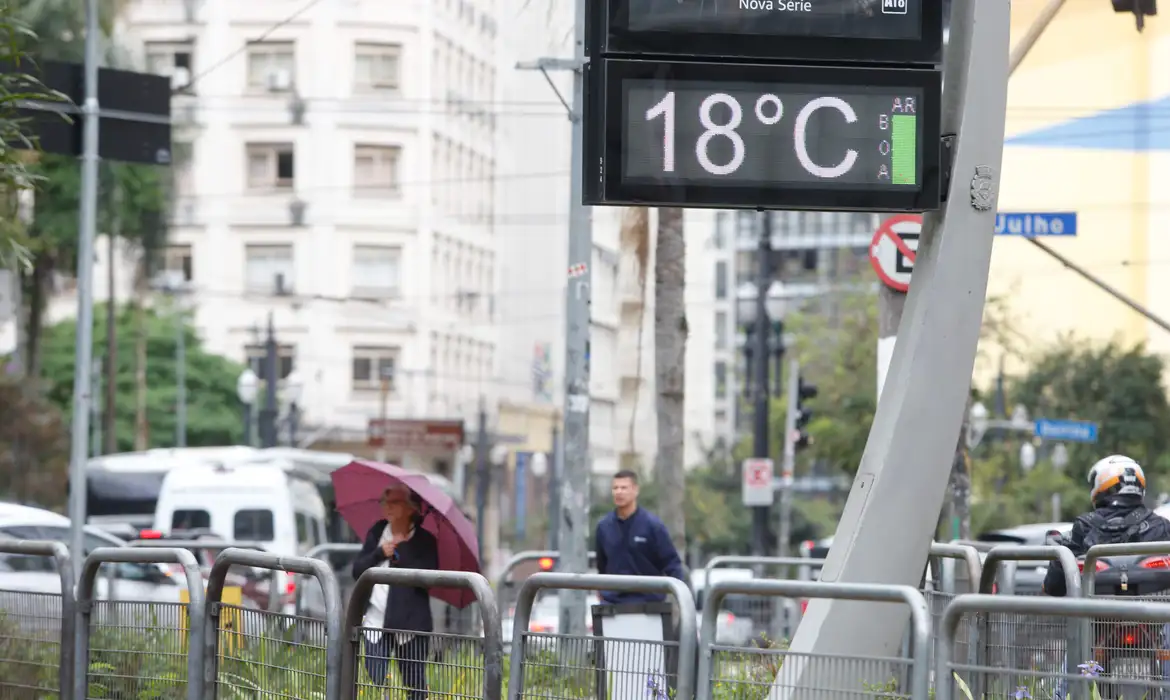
[1112,0,1156,30]
[794,376,818,450]
[537,557,556,571]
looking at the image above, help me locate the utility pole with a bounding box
[751,213,773,557]
[67,0,100,577]
[91,357,102,457]
[475,396,489,560]
[175,302,186,447]
[516,0,591,638]
[105,186,120,453]
[548,422,561,550]
[777,357,799,561]
[260,313,278,448]
[375,367,392,462]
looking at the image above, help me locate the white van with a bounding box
[152,459,328,610]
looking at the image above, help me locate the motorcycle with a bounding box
[1078,551,1170,699]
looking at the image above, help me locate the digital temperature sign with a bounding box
[598,0,944,64]
[585,60,942,211]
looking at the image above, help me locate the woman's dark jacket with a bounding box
[352,520,439,632]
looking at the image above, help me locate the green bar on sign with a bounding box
[891,115,917,185]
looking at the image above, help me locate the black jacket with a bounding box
[1043,495,1170,596]
[352,520,439,632]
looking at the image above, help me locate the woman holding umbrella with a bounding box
[352,483,438,697]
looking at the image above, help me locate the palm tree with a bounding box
[654,207,687,553]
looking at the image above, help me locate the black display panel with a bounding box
[599,0,944,64]
[586,59,942,211]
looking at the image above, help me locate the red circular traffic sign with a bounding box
[869,215,923,293]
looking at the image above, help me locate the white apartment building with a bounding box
[119,0,504,466]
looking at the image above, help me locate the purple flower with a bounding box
[645,675,668,700]
[1078,661,1103,677]
[1014,686,1032,700]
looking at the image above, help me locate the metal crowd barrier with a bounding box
[918,543,983,672]
[702,555,825,641]
[340,567,503,700]
[76,546,206,700]
[0,540,75,699]
[697,579,931,700]
[976,545,1084,694]
[204,547,343,700]
[126,538,279,610]
[294,542,363,618]
[507,572,696,700]
[938,594,1170,700]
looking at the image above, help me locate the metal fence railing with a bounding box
[939,594,1170,700]
[0,540,75,699]
[340,567,503,700]
[701,555,824,643]
[698,579,931,700]
[296,542,363,619]
[76,546,207,700]
[19,535,1170,700]
[126,538,280,610]
[204,547,344,700]
[507,572,697,700]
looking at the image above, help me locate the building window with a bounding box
[145,41,194,91]
[246,42,295,92]
[354,43,401,93]
[351,245,401,298]
[353,145,401,196]
[715,361,728,399]
[246,143,295,190]
[715,311,728,349]
[244,244,294,294]
[352,346,399,390]
[163,244,193,282]
[245,343,296,380]
[715,261,728,299]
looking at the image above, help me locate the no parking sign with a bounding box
[869,215,922,293]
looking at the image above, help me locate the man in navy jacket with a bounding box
[594,470,687,603]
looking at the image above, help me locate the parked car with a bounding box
[0,502,181,602]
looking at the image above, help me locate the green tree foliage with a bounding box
[0,379,70,509]
[37,305,246,451]
[970,337,1170,532]
[0,6,44,268]
[10,0,171,374]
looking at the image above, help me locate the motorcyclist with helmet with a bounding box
[1043,455,1170,596]
[1044,456,1170,700]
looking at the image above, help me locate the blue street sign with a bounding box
[995,212,1077,237]
[1034,418,1099,443]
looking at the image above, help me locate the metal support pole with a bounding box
[175,304,186,447]
[776,1,1011,694]
[777,358,799,561]
[68,0,102,577]
[242,403,253,447]
[91,356,102,457]
[509,0,594,641]
[549,423,562,550]
[261,312,278,448]
[751,213,771,557]
[475,396,489,559]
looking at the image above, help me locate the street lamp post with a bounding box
[283,369,303,446]
[737,266,788,558]
[237,368,258,446]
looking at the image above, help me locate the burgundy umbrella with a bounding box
[331,460,480,608]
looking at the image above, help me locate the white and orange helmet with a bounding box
[1088,455,1146,503]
